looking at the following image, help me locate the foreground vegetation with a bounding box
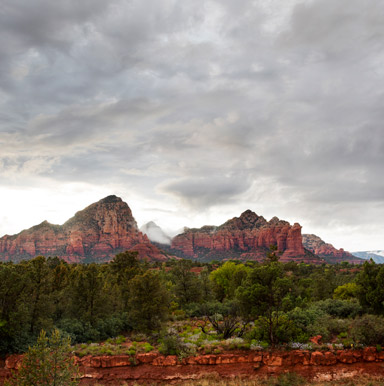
[1,249,384,357]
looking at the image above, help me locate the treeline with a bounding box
[1,250,384,354]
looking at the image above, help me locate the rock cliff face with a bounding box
[171,210,318,262]
[0,196,167,263]
[302,234,363,264]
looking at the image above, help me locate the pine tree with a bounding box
[5,329,79,386]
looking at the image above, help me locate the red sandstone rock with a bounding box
[337,351,356,364]
[171,210,315,262]
[136,352,159,364]
[0,196,168,263]
[5,355,22,370]
[100,355,133,367]
[3,349,384,385]
[324,352,337,365]
[152,355,178,366]
[263,353,284,366]
[302,234,363,264]
[363,347,377,362]
[310,351,325,365]
[310,335,322,345]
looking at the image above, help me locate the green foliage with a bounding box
[350,315,384,345]
[333,282,360,300]
[210,261,250,301]
[127,270,170,332]
[158,329,196,358]
[313,298,362,318]
[170,259,203,306]
[236,259,293,345]
[4,329,79,386]
[356,261,384,314]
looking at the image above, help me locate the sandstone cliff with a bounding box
[0,195,168,263]
[171,210,320,263]
[302,234,363,264]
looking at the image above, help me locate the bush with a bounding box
[158,329,197,358]
[350,315,384,345]
[313,298,362,318]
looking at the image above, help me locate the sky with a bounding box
[0,0,383,252]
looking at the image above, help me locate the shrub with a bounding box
[350,315,384,345]
[313,299,362,318]
[159,329,197,358]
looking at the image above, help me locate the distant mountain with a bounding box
[170,210,322,263]
[352,251,384,264]
[0,196,169,263]
[302,234,363,264]
[140,221,172,245]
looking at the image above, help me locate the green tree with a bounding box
[23,256,54,335]
[127,271,169,332]
[109,251,141,309]
[5,329,79,386]
[170,259,202,306]
[333,282,360,300]
[210,261,250,301]
[237,259,293,346]
[356,261,384,314]
[68,264,108,325]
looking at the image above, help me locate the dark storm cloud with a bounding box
[1,0,384,248]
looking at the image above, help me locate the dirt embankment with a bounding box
[2,348,384,385]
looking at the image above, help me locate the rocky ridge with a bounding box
[302,234,363,264]
[171,210,320,263]
[0,196,167,263]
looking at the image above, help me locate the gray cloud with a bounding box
[0,0,384,250]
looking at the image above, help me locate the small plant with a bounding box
[143,342,154,352]
[267,372,306,386]
[287,342,312,350]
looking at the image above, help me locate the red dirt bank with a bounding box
[2,348,384,385]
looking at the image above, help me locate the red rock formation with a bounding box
[171,210,317,262]
[0,196,168,263]
[302,234,363,264]
[3,349,384,385]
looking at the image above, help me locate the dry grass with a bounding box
[162,374,384,386]
[94,374,384,386]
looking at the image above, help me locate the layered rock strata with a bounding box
[2,348,384,385]
[0,196,167,263]
[171,210,318,262]
[303,234,363,264]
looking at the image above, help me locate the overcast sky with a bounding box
[0,0,383,252]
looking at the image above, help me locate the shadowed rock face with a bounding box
[302,234,363,264]
[0,195,167,263]
[171,210,317,262]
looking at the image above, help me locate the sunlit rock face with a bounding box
[0,195,167,263]
[171,210,318,262]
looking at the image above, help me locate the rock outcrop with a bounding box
[2,348,384,385]
[302,234,363,264]
[171,210,320,263]
[0,196,168,263]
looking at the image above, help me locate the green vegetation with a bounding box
[1,249,384,358]
[4,329,79,386]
